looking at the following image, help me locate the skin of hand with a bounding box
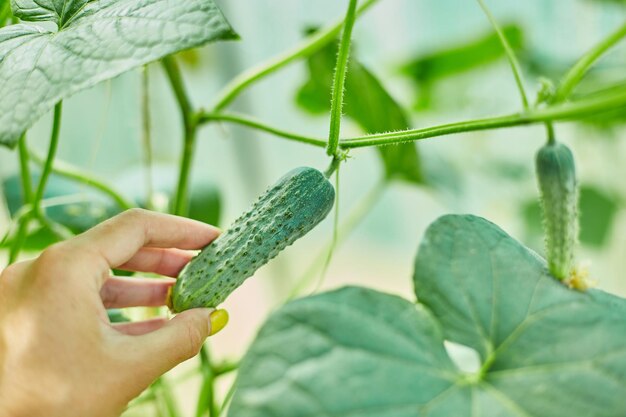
[0,209,229,417]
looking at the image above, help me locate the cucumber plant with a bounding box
[1,0,626,416]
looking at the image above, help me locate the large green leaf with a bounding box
[401,24,524,109]
[11,0,89,26]
[297,32,424,185]
[231,214,626,416]
[0,0,237,147]
[401,24,524,84]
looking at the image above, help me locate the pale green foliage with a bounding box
[231,215,626,416]
[0,0,237,147]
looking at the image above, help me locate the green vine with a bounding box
[28,150,134,210]
[141,65,155,210]
[327,0,358,157]
[198,112,326,147]
[554,21,626,103]
[17,134,33,206]
[476,0,529,110]
[162,56,198,216]
[8,102,65,264]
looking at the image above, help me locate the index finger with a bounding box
[68,208,220,269]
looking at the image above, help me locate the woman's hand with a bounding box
[0,209,228,417]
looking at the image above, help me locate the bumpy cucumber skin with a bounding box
[171,167,335,312]
[535,142,578,280]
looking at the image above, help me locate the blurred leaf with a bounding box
[583,0,626,4]
[484,159,531,181]
[107,309,131,323]
[187,183,222,226]
[401,24,524,84]
[522,185,618,248]
[572,82,626,128]
[297,30,424,185]
[0,0,11,26]
[2,173,121,234]
[114,165,223,224]
[0,224,60,251]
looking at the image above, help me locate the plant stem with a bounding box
[8,102,63,264]
[340,84,626,148]
[141,65,155,209]
[314,163,342,292]
[8,215,30,264]
[29,149,134,210]
[211,0,378,112]
[33,102,63,215]
[0,1,11,27]
[217,382,237,417]
[198,112,326,147]
[152,377,182,417]
[212,360,239,377]
[17,134,34,206]
[202,82,626,153]
[476,0,529,109]
[162,56,198,216]
[196,346,218,417]
[324,155,342,178]
[554,21,626,102]
[327,0,358,156]
[545,122,556,145]
[162,56,193,122]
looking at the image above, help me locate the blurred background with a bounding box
[1,0,625,414]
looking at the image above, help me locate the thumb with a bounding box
[128,308,229,382]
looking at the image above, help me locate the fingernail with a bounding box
[209,309,229,336]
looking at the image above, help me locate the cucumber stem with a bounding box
[324,156,342,178]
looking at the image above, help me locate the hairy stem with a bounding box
[29,149,134,210]
[198,112,326,147]
[162,56,198,216]
[476,0,529,109]
[555,21,626,102]
[327,0,358,156]
[200,82,626,153]
[211,0,378,112]
[340,84,626,148]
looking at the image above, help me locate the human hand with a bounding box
[0,209,228,417]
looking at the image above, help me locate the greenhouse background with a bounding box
[1,0,625,414]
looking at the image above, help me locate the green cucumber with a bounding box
[535,141,578,280]
[170,167,335,312]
